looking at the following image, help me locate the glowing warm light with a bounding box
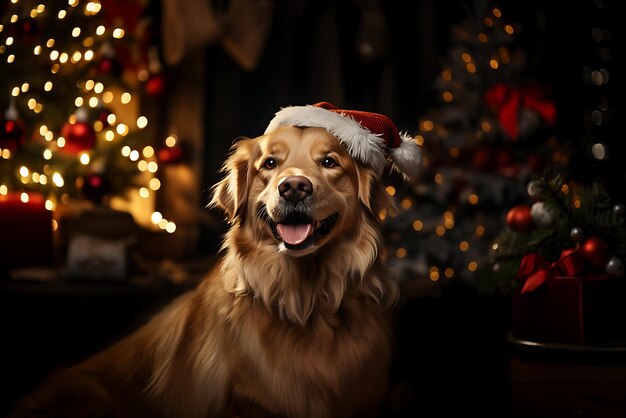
[7,54,16,63]
[5,37,14,46]
[129,150,139,161]
[489,59,499,69]
[57,136,66,147]
[468,193,479,204]
[72,27,81,37]
[58,10,67,19]
[137,116,148,129]
[415,135,424,146]
[165,135,177,147]
[478,33,488,43]
[10,15,18,23]
[34,103,43,113]
[461,52,471,63]
[412,220,423,231]
[19,166,29,177]
[107,113,116,125]
[96,25,105,36]
[74,97,84,107]
[44,81,53,91]
[395,248,407,258]
[1,149,10,159]
[574,199,581,208]
[475,225,485,236]
[51,63,60,73]
[83,37,94,47]
[442,69,452,81]
[444,218,455,229]
[429,267,440,281]
[39,174,47,184]
[401,198,412,210]
[71,51,82,63]
[59,52,69,63]
[434,173,443,184]
[46,38,55,48]
[466,63,477,73]
[442,91,453,102]
[94,82,104,93]
[44,131,53,141]
[121,92,131,103]
[444,268,454,279]
[142,146,155,158]
[492,243,499,251]
[504,25,514,35]
[84,50,94,60]
[481,121,491,132]
[149,178,161,190]
[116,123,129,136]
[158,219,168,229]
[420,120,434,132]
[139,187,150,198]
[484,17,494,27]
[112,28,125,39]
[378,210,387,221]
[68,0,79,7]
[147,162,158,173]
[386,186,396,196]
[43,149,52,159]
[493,8,502,17]
[151,212,163,224]
[137,160,148,171]
[459,241,469,251]
[105,130,115,141]
[11,87,20,96]
[88,97,99,108]
[45,199,55,211]
[121,146,131,157]
[79,153,90,165]
[52,172,64,187]
[468,261,478,272]
[435,225,446,236]
[561,184,570,194]
[0,185,7,195]
[165,222,177,233]
[20,192,29,203]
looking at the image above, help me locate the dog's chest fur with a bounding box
[224,290,391,417]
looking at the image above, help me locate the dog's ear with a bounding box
[209,137,256,222]
[355,164,397,219]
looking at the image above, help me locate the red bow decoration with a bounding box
[484,83,557,141]
[516,248,586,294]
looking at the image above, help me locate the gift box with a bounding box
[0,192,54,268]
[512,274,626,345]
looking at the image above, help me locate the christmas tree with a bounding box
[0,0,176,233]
[382,2,566,295]
[489,0,625,294]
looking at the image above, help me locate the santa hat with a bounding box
[264,102,421,180]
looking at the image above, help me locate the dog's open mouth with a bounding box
[259,205,338,250]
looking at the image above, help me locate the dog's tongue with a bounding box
[276,223,313,245]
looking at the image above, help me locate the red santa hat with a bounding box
[264,102,421,180]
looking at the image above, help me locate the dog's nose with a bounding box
[278,176,313,203]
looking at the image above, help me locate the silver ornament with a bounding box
[613,203,625,224]
[604,257,624,277]
[570,226,584,242]
[526,180,541,199]
[530,202,554,228]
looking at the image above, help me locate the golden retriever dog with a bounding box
[10,103,420,418]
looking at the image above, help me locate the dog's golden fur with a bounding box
[11,126,399,418]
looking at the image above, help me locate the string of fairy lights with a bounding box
[0,0,178,234]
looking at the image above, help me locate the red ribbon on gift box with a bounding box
[516,248,586,294]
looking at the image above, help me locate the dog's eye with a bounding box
[322,157,338,168]
[262,158,277,170]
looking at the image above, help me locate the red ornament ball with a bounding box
[60,121,96,154]
[579,236,609,269]
[97,57,123,77]
[81,173,110,203]
[0,118,25,151]
[506,205,533,232]
[145,73,166,96]
[157,144,183,164]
